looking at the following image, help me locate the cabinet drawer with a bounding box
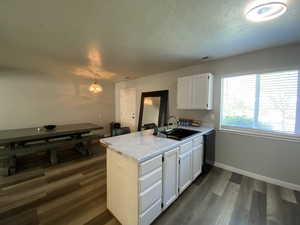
[139,199,162,225]
[139,155,162,177]
[193,136,203,147]
[139,167,162,193]
[139,180,162,213]
[180,141,193,155]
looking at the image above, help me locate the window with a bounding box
[221,70,300,136]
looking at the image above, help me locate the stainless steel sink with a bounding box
[160,128,199,141]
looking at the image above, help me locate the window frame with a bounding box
[219,69,300,141]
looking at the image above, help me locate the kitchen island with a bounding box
[101,126,214,225]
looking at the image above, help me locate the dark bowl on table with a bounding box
[44,125,56,131]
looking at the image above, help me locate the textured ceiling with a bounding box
[0,0,300,81]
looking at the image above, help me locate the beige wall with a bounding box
[115,43,300,186]
[0,70,114,135]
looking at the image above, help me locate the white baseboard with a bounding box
[214,162,300,192]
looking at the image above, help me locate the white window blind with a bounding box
[221,70,300,136]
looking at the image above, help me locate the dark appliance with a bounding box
[202,130,216,174]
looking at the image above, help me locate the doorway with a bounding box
[120,88,137,131]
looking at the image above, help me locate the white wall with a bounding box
[115,43,300,186]
[0,70,115,134]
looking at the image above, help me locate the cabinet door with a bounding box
[192,144,203,180]
[178,74,213,110]
[177,76,192,109]
[192,74,209,109]
[162,148,179,210]
[178,151,193,194]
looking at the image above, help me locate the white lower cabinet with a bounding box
[139,199,162,225]
[139,180,162,213]
[192,144,203,180]
[162,147,179,210]
[178,150,193,194]
[107,135,204,225]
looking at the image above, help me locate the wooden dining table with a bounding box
[0,123,103,176]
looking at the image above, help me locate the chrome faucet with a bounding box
[152,124,159,136]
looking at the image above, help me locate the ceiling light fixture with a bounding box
[89,81,103,94]
[245,1,287,22]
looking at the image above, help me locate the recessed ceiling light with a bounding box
[245,1,287,22]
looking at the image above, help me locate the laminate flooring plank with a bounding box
[0,169,44,189]
[230,172,243,185]
[152,168,220,225]
[39,191,106,225]
[248,191,267,225]
[191,182,239,225]
[81,161,106,173]
[211,169,232,196]
[2,164,299,225]
[80,172,106,186]
[0,172,83,206]
[84,210,114,225]
[46,160,105,183]
[55,195,107,225]
[280,187,297,204]
[82,167,106,178]
[45,155,105,178]
[229,176,255,225]
[37,180,106,216]
[215,182,240,225]
[42,182,82,203]
[0,208,39,225]
[188,192,220,225]
[267,184,285,225]
[0,192,46,215]
[103,218,121,225]
[1,176,46,193]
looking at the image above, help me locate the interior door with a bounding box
[178,151,192,194]
[192,144,203,180]
[162,148,179,210]
[120,88,137,131]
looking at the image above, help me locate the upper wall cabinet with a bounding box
[177,73,214,110]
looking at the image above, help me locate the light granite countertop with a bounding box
[100,126,214,163]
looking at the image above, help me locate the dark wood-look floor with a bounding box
[153,167,300,225]
[1,146,299,225]
[0,143,120,225]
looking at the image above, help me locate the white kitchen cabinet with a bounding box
[177,76,192,109]
[192,136,203,180]
[162,147,179,210]
[177,73,214,110]
[107,151,162,225]
[192,145,203,180]
[106,134,206,225]
[178,150,193,194]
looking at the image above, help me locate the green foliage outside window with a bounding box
[222,116,272,130]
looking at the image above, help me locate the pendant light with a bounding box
[89,80,103,94]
